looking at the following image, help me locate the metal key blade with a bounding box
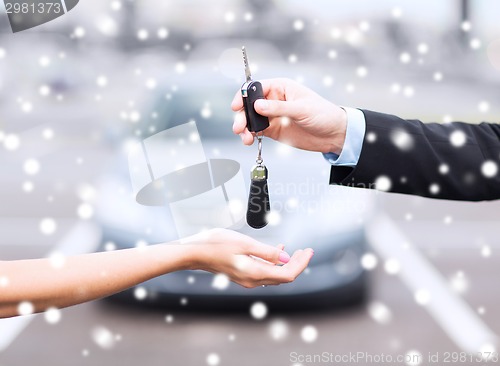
[242,46,252,82]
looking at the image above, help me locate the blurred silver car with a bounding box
[96,60,375,311]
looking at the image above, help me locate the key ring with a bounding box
[256,132,264,165]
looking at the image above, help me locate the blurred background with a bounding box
[1,0,500,365]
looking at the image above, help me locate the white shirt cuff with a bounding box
[323,107,366,167]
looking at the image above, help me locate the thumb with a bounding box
[245,242,291,264]
[254,99,305,120]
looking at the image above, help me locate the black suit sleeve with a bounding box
[329,109,500,201]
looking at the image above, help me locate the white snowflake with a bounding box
[224,11,235,23]
[200,103,212,119]
[269,319,289,341]
[481,245,491,258]
[414,288,431,306]
[481,160,498,178]
[145,78,157,89]
[433,72,443,81]
[366,132,377,143]
[367,301,392,324]
[405,350,423,366]
[92,326,116,349]
[429,183,440,195]
[39,218,57,235]
[23,159,40,175]
[461,21,472,32]
[288,54,298,63]
[400,52,411,64]
[0,276,9,287]
[390,129,414,151]
[450,130,466,147]
[266,211,281,226]
[449,271,468,294]
[439,164,449,174]
[129,110,141,123]
[21,101,33,113]
[250,302,267,320]
[39,85,51,96]
[478,101,490,113]
[391,83,401,93]
[403,86,414,98]
[104,241,116,251]
[384,258,400,275]
[328,49,338,59]
[374,176,391,191]
[212,274,230,290]
[175,62,186,74]
[110,1,121,11]
[49,251,66,269]
[417,43,429,54]
[73,26,86,38]
[356,66,368,78]
[137,29,149,41]
[22,181,34,193]
[18,301,35,316]
[470,38,482,50]
[134,286,147,300]
[157,27,169,39]
[322,76,334,87]
[44,307,62,324]
[391,7,402,18]
[228,199,243,215]
[77,203,94,219]
[39,56,51,67]
[293,19,305,31]
[96,75,108,87]
[359,21,370,32]
[360,253,378,270]
[301,325,318,343]
[206,353,220,366]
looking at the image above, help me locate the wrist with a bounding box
[327,106,347,155]
[155,242,200,272]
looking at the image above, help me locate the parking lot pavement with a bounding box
[1,217,499,366]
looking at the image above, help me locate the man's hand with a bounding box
[232,78,347,154]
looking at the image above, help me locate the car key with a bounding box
[241,46,270,133]
[241,46,270,229]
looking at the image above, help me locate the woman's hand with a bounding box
[183,228,314,288]
[232,78,347,154]
[0,228,312,318]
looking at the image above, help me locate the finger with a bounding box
[240,130,254,145]
[276,244,285,251]
[231,90,243,111]
[232,111,247,134]
[233,113,255,145]
[253,248,314,286]
[245,242,291,264]
[254,98,305,120]
[277,248,314,282]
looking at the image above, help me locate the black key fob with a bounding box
[241,81,270,133]
[246,164,270,229]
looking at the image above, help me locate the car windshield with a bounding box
[139,89,236,140]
